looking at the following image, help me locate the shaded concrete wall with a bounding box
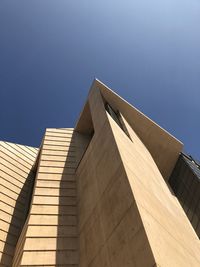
[0,142,38,266]
[12,128,78,266]
[169,154,200,239]
[12,128,89,267]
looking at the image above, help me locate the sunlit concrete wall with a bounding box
[1,79,200,267]
[12,128,89,267]
[75,82,200,267]
[0,142,38,266]
[96,79,183,180]
[12,129,78,266]
[76,88,156,266]
[109,114,200,266]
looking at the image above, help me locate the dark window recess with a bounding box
[169,153,200,238]
[105,103,132,141]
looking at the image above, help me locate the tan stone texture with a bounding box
[0,141,38,267]
[1,79,200,267]
[75,81,200,267]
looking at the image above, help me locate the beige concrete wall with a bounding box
[76,84,200,267]
[108,113,200,266]
[76,88,156,267]
[1,80,200,267]
[93,79,183,180]
[0,141,38,267]
[12,128,89,267]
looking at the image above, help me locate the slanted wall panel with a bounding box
[0,142,38,267]
[76,87,156,267]
[108,113,200,266]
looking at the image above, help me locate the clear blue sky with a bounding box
[0,0,200,159]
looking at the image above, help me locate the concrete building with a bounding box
[0,79,200,266]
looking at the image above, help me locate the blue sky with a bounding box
[0,0,200,159]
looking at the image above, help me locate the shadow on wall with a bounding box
[1,169,35,266]
[55,129,93,266]
[56,131,78,266]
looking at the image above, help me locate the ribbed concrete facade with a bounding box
[0,142,38,266]
[13,128,78,266]
[1,79,200,266]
